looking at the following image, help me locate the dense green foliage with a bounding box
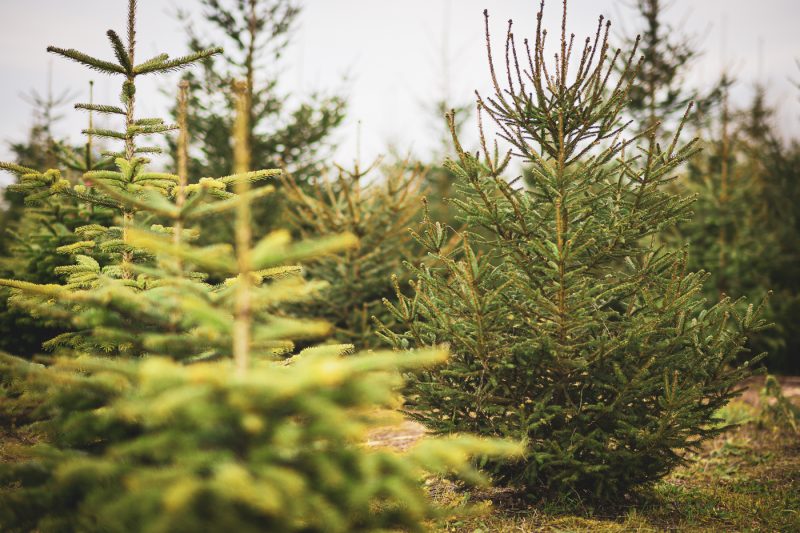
[172,0,346,245]
[0,83,116,357]
[0,0,796,528]
[615,1,799,372]
[681,87,800,372]
[380,3,767,500]
[0,2,521,531]
[281,159,425,349]
[0,348,521,533]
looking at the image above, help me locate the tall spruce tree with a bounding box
[379,0,766,500]
[755,82,800,371]
[0,2,521,530]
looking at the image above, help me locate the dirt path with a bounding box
[739,375,800,407]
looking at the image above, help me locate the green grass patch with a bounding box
[434,419,800,532]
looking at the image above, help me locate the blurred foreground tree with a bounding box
[0,2,521,530]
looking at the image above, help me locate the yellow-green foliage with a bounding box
[0,3,522,532]
[0,349,522,533]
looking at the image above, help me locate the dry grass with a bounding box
[415,376,800,532]
[429,423,799,532]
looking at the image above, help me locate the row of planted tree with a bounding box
[0,0,796,531]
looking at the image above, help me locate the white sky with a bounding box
[0,0,798,184]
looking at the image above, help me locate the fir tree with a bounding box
[379,1,766,500]
[0,82,116,357]
[683,84,800,372]
[616,0,722,143]
[682,85,771,301]
[0,0,234,354]
[0,72,73,256]
[281,158,426,349]
[171,0,346,244]
[174,0,344,180]
[0,2,521,530]
[756,125,800,372]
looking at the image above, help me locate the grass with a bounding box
[432,397,800,532]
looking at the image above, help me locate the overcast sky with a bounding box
[0,0,798,184]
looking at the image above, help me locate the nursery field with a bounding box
[0,0,798,531]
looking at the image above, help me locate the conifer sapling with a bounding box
[379,0,767,500]
[0,2,523,531]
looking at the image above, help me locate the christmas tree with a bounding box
[170,0,346,245]
[682,84,799,372]
[173,0,345,182]
[0,81,116,357]
[749,86,800,371]
[615,0,723,143]
[379,0,766,500]
[0,2,521,530]
[281,158,426,349]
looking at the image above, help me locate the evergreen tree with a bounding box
[0,2,521,530]
[754,84,800,371]
[616,0,722,143]
[682,86,772,302]
[281,158,426,349]
[0,0,230,354]
[683,84,800,372]
[0,82,116,357]
[175,0,344,180]
[379,1,766,500]
[0,75,72,256]
[171,0,346,243]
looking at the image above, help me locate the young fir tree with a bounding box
[683,85,800,372]
[171,0,346,244]
[0,82,116,357]
[0,2,522,530]
[379,1,766,500]
[174,0,344,181]
[0,71,74,257]
[752,92,800,372]
[281,158,426,349]
[615,0,722,143]
[0,0,236,355]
